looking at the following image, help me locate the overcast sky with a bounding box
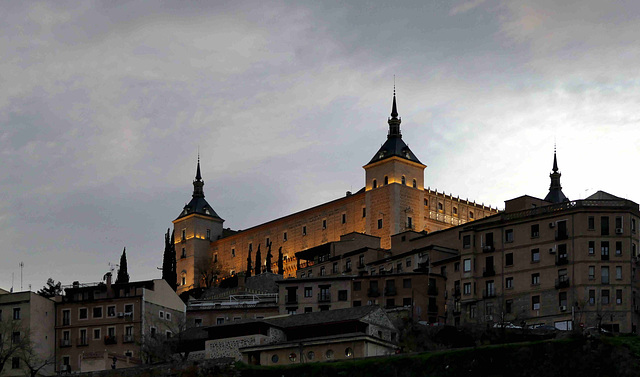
[1,0,639,292]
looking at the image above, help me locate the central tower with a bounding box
[363,91,426,248]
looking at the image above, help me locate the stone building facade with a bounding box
[173,93,497,294]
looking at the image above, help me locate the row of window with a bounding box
[61,326,132,343]
[271,347,353,364]
[61,304,134,324]
[0,308,21,321]
[426,200,475,218]
[372,176,417,189]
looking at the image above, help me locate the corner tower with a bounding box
[173,157,224,294]
[543,148,569,203]
[364,91,426,248]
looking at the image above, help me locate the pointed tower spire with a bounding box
[544,146,568,203]
[192,155,205,198]
[388,85,402,138]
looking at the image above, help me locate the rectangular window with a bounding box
[601,216,610,235]
[302,226,307,236]
[79,308,88,320]
[283,232,287,241]
[216,318,224,325]
[601,266,610,284]
[159,310,164,319]
[601,241,610,260]
[616,216,623,231]
[206,229,211,240]
[362,207,366,218]
[194,318,202,327]
[505,229,514,243]
[231,248,235,257]
[12,331,20,344]
[463,283,472,295]
[531,273,540,285]
[403,278,412,288]
[12,357,19,369]
[531,224,540,238]
[407,216,412,229]
[616,266,623,280]
[463,259,471,272]
[588,266,595,280]
[353,281,361,291]
[632,218,636,233]
[616,289,623,305]
[181,248,186,258]
[304,287,312,297]
[559,291,568,307]
[12,308,20,320]
[342,214,347,224]
[107,306,116,318]
[166,312,171,321]
[403,298,412,307]
[531,249,540,263]
[353,301,362,307]
[505,253,513,266]
[377,219,383,229]
[485,232,494,247]
[532,295,540,310]
[322,219,327,229]
[124,304,134,314]
[505,277,513,289]
[93,307,103,319]
[589,289,596,305]
[469,305,477,319]
[588,241,595,255]
[506,300,513,314]
[588,216,595,230]
[601,289,610,305]
[332,262,338,274]
[62,310,70,326]
[454,262,459,271]
[93,328,101,340]
[616,241,622,256]
[463,235,471,249]
[338,290,348,301]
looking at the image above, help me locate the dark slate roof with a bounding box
[543,188,568,204]
[176,196,221,221]
[367,137,422,165]
[264,305,379,329]
[586,191,623,200]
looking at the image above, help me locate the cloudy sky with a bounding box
[1,0,639,292]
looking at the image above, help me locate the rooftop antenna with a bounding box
[11,272,14,293]
[19,262,23,291]
[108,262,119,274]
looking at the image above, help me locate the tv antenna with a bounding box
[19,262,24,291]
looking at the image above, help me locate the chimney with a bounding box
[104,272,113,297]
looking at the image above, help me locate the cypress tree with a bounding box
[277,247,284,275]
[162,229,177,291]
[255,244,262,275]
[116,247,130,284]
[246,245,252,278]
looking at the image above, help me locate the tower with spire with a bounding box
[173,156,224,294]
[363,89,426,248]
[543,147,569,203]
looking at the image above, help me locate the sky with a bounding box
[1,0,639,292]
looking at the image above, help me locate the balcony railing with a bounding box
[428,285,439,296]
[451,287,461,297]
[60,339,72,347]
[555,276,570,289]
[482,288,497,298]
[318,293,331,302]
[285,294,298,304]
[77,338,88,347]
[483,266,496,277]
[555,231,569,241]
[482,245,495,253]
[357,262,366,269]
[343,267,352,273]
[384,286,397,296]
[367,288,380,297]
[556,256,569,266]
[104,335,117,345]
[123,334,135,343]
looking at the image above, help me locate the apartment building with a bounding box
[55,274,185,372]
[0,290,55,376]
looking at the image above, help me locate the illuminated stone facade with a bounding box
[173,94,498,294]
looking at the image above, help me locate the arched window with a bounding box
[401,176,406,185]
[438,202,443,211]
[413,179,417,188]
[453,207,458,215]
[180,272,187,286]
[384,176,389,185]
[469,211,474,219]
[373,179,377,189]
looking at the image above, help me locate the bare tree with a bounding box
[196,257,225,289]
[139,313,191,364]
[0,320,31,374]
[18,342,55,377]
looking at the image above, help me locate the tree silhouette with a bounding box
[116,247,129,284]
[255,244,262,275]
[277,247,284,275]
[265,241,273,273]
[162,229,177,291]
[37,278,62,298]
[246,244,253,278]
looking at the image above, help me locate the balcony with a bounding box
[428,304,439,314]
[357,262,366,269]
[77,338,89,347]
[318,293,331,303]
[59,339,72,348]
[343,267,352,273]
[555,276,570,289]
[428,285,438,296]
[482,288,497,298]
[451,288,461,297]
[104,335,117,345]
[483,266,496,277]
[285,294,298,304]
[367,288,380,297]
[556,256,569,266]
[482,244,495,253]
[123,334,135,343]
[555,231,569,241]
[384,286,397,296]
